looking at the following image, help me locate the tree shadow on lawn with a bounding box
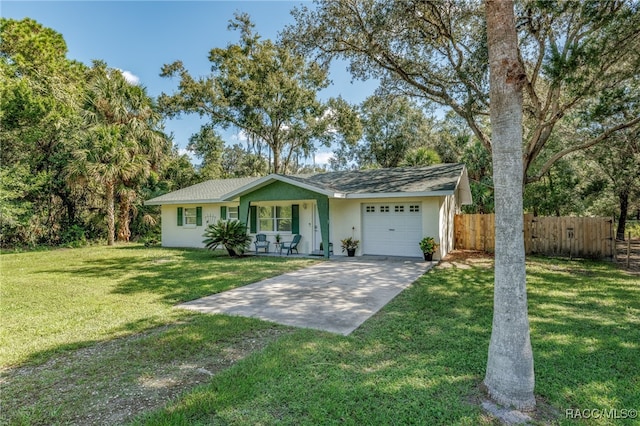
[1,312,295,426]
[134,267,499,425]
[135,260,639,425]
[525,261,640,415]
[38,247,315,305]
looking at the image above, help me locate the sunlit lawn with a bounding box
[134,257,639,426]
[0,245,316,368]
[1,246,638,425]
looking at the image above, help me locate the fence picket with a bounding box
[454,214,613,259]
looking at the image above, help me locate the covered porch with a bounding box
[224,178,333,258]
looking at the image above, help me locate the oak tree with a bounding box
[286,0,640,185]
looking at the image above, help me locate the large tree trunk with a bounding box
[106,180,115,246]
[117,197,132,242]
[616,188,629,240]
[483,0,535,410]
[272,145,281,174]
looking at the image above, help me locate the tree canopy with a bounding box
[331,94,434,169]
[1,18,189,248]
[159,13,360,174]
[285,0,640,184]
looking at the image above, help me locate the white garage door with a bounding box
[362,203,423,257]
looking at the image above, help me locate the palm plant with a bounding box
[68,126,137,245]
[74,61,168,244]
[202,220,251,257]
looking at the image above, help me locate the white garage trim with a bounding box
[361,202,423,257]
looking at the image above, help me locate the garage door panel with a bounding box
[362,203,423,257]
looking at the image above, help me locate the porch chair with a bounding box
[254,233,270,254]
[280,234,302,255]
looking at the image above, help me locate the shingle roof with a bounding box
[289,163,465,194]
[146,163,469,205]
[145,176,261,205]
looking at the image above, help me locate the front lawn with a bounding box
[2,247,638,425]
[0,245,316,368]
[134,257,639,426]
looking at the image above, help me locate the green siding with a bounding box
[240,180,323,202]
[238,180,331,258]
[177,207,183,226]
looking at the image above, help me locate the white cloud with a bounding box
[231,130,248,142]
[313,151,334,166]
[178,148,200,165]
[119,69,140,85]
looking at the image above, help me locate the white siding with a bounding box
[438,195,456,258]
[329,197,442,258]
[159,196,450,259]
[161,203,236,248]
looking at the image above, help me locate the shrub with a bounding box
[419,236,439,254]
[60,225,87,248]
[340,237,359,252]
[202,220,251,257]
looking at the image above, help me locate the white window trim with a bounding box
[183,207,198,227]
[257,204,293,233]
[228,206,239,220]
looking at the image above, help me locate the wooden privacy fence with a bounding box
[454,214,615,259]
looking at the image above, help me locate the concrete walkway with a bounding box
[178,256,433,335]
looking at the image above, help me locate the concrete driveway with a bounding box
[178,257,433,335]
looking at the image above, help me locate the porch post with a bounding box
[239,196,250,232]
[317,196,330,258]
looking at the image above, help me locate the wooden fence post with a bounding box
[612,215,617,261]
[627,231,632,269]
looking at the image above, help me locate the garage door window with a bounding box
[410,205,420,212]
[380,205,390,213]
[394,205,405,213]
[365,205,375,213]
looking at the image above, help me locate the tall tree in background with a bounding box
[400,147,441,167]
[484,0,535,409]
[72,62,168,245]
[331,94,434,169]
[286,1,640,186]
[159,13,359,174]
[1,18,190,248]
[587,123,640,240]
[187,124,225,179]
[0,18,85,245]
[220,144,269,178]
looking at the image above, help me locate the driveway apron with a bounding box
[178,257,433,335]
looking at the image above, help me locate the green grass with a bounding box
[2,247,638,425]
[0,245,315,367]
[134,257,639,426]
[625,220,640,239]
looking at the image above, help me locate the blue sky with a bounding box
[2,1,379,164]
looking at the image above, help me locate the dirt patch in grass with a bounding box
[1,323,293,425]
[438,250,494,270]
